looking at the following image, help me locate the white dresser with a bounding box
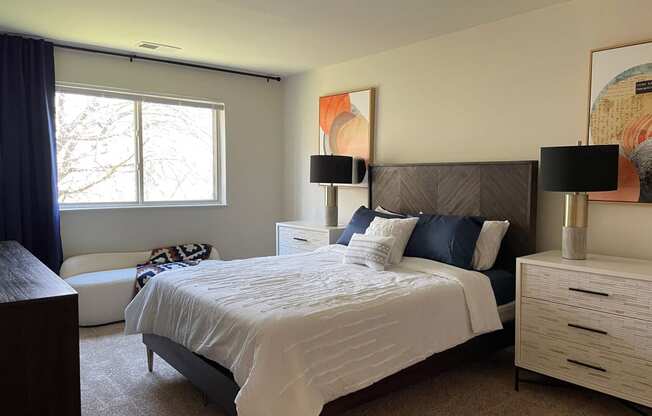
[515,251,652,408]
[276,221,345,256]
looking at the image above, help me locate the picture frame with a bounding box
[585,39,652,204]
[318,87,375,186]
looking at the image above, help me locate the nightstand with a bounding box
[515,250,652,410]
[276,221,345,256]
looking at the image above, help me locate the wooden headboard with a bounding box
[369,161,538,270]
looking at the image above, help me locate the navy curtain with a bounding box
[0,35,62,272]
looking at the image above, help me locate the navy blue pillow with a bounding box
[404,214,484,269]
[336,206,404,245]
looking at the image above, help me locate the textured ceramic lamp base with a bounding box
[562,226,587,260]
[561,193,588,260]
[324,185,338,227]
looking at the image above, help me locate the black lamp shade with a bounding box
[310,155,365,184]
[540,145,619,192]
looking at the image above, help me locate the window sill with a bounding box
[60,202,228,212]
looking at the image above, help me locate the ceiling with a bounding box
[1,0,568,76]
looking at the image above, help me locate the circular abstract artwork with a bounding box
[590,63,652,202]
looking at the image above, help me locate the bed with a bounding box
[125,161,538,416]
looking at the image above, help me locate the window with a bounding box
[55,86,224,208]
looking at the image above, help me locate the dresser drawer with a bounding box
[521,297,652,363]
[278,226,329,252]
[522,264,652,321]
[520,329,652,406]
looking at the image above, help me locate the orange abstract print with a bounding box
[330,114,369,158]
[319,89,373,185]
[319,94,350,136]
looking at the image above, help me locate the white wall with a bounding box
[282,0,652,260]
[56,49,283,260]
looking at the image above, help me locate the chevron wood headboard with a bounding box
[369,161,538,270]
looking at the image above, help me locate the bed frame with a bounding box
[143,160,538,416]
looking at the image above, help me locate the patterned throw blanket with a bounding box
[135,243,212,291]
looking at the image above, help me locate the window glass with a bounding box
[55,92,137,203]
[54,88,221,207]
[141,101,215,202]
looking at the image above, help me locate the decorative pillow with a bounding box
[472,220,510,271]
[404,214,484,269]
[343,234,395,271]
[336,206,403,246]
[147,243,213,264]
[374,206,406,217]
[365,216,418,264]
[136,261,199,292]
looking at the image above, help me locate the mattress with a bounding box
[125,245,503,416]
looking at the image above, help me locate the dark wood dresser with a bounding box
[0,241,80,416]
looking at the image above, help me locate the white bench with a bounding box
[60,249,221,326]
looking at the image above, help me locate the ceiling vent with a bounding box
[136,41,182,51]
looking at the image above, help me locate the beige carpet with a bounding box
[80,323,641,416]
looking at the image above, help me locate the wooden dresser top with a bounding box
[0,241,76,305]
[518,250,652,282]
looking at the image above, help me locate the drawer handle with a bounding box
[567,359,606,373]
[567,323,608,335]
[568,287,609,297]
[293,237,308,242]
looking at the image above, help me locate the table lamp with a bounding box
[310,155,366,226]
[540,143,618,260]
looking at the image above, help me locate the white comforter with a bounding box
[125,245,502,416]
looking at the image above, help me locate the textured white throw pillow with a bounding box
[344,234,395,271]
[472,220,510,271]
[365,216,418,265]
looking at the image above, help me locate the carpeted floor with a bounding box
[80,323,642,416]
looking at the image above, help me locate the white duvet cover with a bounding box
[125,245,502,416]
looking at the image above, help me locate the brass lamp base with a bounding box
[324,185,338,227]
[562,193,588,260]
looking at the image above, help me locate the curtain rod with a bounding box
[53,43,282,82]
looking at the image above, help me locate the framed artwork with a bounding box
[587,40,652,203]
[319,88,375,186]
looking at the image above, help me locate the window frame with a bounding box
[55,84,226,210]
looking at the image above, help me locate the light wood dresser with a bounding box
[515,250,652,409]
[276,221,345,255]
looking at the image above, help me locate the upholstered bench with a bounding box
[60,249,221,326]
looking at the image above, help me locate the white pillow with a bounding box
[343,234,395,271]
[472,220,510,271]
[365,216,418,265]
